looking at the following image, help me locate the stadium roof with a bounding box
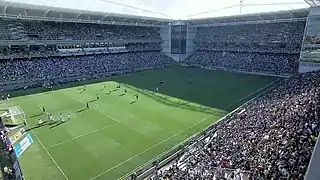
[0,0,171,26]
[187,8,309,26]
[2,0,311,20]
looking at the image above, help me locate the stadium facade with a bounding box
[0,1,320,180]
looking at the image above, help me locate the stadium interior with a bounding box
[0,0,319,180]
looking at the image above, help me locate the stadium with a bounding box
[0,0,319,179]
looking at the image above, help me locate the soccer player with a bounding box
[188,77,192,84]
[68,114,71,121]
[59,113,64,122]
[101,84,106,91]
[86,102,89,109]
[135,94,139,100]
[83,85,86,92]
[156,87,159,92]
[42,107,46,114]
[49,114,54,121]
[117,84,121,89]
[96,94,100,100]
[160,80,164,85]
[1,94,4,100]
[124,89,127,94]
[38,118,43,126]
[6,94,10,101]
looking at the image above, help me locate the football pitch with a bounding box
[10,67,278,180]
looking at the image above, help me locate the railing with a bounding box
[0,39,163,46]
[0,14,168,27]
[181,64,293,77]
[304,133,320,180]
[189,17,307,27]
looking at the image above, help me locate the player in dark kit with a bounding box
[42,107,46,113]
[135,94,139,100]
[124,89,127,94]
[160,80,164,85]
[96,94,99,100]
[86,102,89,109]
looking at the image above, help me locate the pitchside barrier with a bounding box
[122,77,284,180]
[1,64,175,93]
[0,99,32,180]
[304,133,320,180]
[180,64,293,78]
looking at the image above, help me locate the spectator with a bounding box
[151,70,320,180]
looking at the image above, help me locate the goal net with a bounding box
[0,100,26,126]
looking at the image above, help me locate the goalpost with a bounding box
[0,100,26,126]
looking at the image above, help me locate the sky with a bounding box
[5,0,310,19]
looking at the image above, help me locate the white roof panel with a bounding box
[3,0,310,20]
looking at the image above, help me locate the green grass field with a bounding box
[9,67,278,180]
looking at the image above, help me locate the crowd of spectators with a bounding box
[0,116,17,179]
[0,43,163,59]
[190,21,305,74]
[195,22,305,45]
[0,19,162,41]
[150,70,320,180]
[185,51,299,74]
[0,52,175,88]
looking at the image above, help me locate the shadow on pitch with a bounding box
[122,84,223,115]
[89,99,98,103]
[29,113,43,118]
[49,121,65,129]
[26,121,50,131]
[109,67,280,112]
[130,101,136,104]
[119,93,126,97]
[77,108,87,113]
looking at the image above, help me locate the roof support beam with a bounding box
[100,15,109,21]
[75,12,82,19]
[4,5,7,15]
[304,0,316,6]
[44,9,50,17]
[123,17,129,22]
[289,11,293,20]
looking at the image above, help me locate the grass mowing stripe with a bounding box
[116,79,281,180]
[90,113,215,180]
[45,122,120,149]
[227,79,280,109]
[61,91,121,123]
[25,121,69,180]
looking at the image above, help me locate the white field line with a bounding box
[227,79,279,109]
[90,114,215,180]
[61,92,120,123]
[45,122,119,149]
[25,121,69,180]
[117,79,281,180]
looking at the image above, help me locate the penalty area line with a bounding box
[45,122,119,149]
[61,92,121,123]
[90,114,215,180]
[25,121,69,180]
